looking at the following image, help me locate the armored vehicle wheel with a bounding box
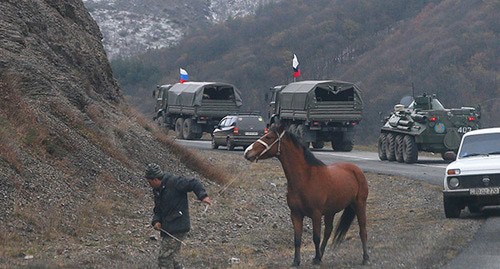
[183,118,195,140]
[312,141,324,149]
[402,135,418,164]
[443,197,461,218]
[226,138,235,151]
[211,136,219,149]
[395,134,404,163]
[385,133,397,161]
[296,124,310,148]
[175,118,184,139]
[378,133,387,160]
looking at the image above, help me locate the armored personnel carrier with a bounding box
[378,94,480,163]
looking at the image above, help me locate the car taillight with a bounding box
[233,127,239,134]
[468,116,475,121]
[264,127,268,134]
[428,116,437,122]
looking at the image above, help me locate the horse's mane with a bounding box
[270,124,325,166]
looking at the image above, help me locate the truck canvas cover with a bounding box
[167,82,242,107]
[279,80,363,120]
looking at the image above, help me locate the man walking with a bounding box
[145,163,212,269]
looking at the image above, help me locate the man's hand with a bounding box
[153,222,161,231]
[201,196,212,206]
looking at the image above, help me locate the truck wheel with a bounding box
[183,118,195,140]
[402,135,418,164]
[296,124,310,148]
[312,141,324,149]
[378,133,387,160]
[288,124,297,137]
[443,196,461,218]
[385,133,397,161]
[175,118,184,139]
[395,134,404,163]
[211,136,218,149]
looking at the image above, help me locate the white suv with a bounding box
[443,127,500,218]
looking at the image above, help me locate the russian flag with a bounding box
[179,68,189,83]
[292,54,300,78]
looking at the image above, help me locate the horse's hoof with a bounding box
[312,258,322,265]
[362,257,370,265]
[291,262,300,267]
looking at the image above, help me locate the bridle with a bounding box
[254,130,286,161]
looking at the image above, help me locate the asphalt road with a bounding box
[176,139,500,268]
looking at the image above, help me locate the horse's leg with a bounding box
[311,212,323,265]
[320,213,335,258]
[291,212,304,267]
[355,202,370,265]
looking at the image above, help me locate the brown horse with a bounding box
[244,124,369,266]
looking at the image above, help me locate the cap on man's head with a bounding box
[145,163,164,179]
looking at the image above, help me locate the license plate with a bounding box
[469,187,500,196]
[245,132,258,136]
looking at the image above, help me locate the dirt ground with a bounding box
[2,147,485,269]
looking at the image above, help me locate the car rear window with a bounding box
[237,116,265,128]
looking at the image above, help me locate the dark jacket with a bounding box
[151,172,208,236]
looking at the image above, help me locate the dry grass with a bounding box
[121,104,231,185]
[0,73,51,171]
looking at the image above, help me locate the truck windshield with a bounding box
[458,133,500,158]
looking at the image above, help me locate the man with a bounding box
[145,163,212,269]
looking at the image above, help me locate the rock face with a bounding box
[1,0,121,101]
[82,0,281,59]
[1,2,223,267]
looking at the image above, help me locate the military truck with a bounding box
[266,80,363,151]
[378,94,481,164]
[153,82,242,139]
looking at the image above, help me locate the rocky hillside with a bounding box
[82,0,280,59]
[0,0,227,265]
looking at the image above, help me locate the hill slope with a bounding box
[82,0,281,59]
[114,0,499,143]
[0,0,226,265]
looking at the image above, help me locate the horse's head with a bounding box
[244,124,286,162]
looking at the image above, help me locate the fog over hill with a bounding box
[82,0,280,59]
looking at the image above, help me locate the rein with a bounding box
[254,130,286,161]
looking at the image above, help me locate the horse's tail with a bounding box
[332,204,356,249]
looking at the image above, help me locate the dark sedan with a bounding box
[212,115,268,150]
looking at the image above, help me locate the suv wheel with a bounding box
[443,197,461,218]
[468,204,482,214]
[211,136,218,149]
[226,138,235,151]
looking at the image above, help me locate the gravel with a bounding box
[1,147,484,268]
